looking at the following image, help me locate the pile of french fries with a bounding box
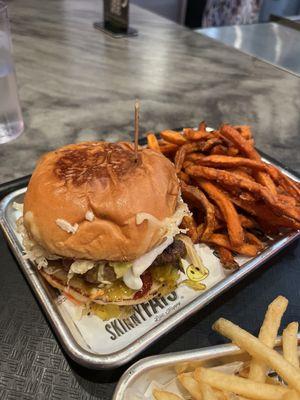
[153,296,300,400]
[147,124,300,270]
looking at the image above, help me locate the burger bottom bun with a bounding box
[40,270,162,306]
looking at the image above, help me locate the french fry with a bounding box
[200,382,219,400]
[178,373,202,400]
[160,130,187,146]
[153,389,183,400]
[212,318,300,391]
[281,390,300,400]
[147,133,161,152]
[194,367,290,400]
[248,296,288,382]
[205,233,259,257]
[198,179,244,248]
[178,374,224,400]
[217,246,239,270]
[181,181,216,241]
[282,322,299,368]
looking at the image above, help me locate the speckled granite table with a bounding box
[0,1,299,399]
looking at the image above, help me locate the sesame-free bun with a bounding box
[24,142,179,261]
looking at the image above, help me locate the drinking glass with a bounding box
[0,1,23,144]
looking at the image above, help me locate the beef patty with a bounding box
[80,239,186,284]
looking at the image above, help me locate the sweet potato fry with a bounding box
[158,141,179,155]
[213,220,225,231]
[174,144,188,173]
[227,146,240,156]
[230,196,300,230]
[197,179,244,248]
[186,153,205,162]
[230,168,256,181]
[181,215,198,243]
[186,165,300,222]
[273,169,300,201]
[183,128,211,141]
[239,192,256,203]
[183,160,195,169]
[245,232,264,251]
[256,171,277,196]
[147,133,161,152]
[220,125,261,161]
[160,130,187,145]
[239,214,256,229]
[192,155,268,172]
[198,120,207,132]
[181,181,216,241]
[217,246,239,270]
[178,171,191,184]
[235,125,252,140]
[202,137,222,152]
[210,145,228,155]
[205,234,259,257]
[278,194,297,208]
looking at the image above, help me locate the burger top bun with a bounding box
[23,142,179,261]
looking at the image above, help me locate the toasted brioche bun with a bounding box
[24,142,179,261]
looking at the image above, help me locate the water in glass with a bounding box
[0,4,24,144]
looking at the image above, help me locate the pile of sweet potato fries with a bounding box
[147,123,300,270]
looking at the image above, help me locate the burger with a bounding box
[18,141,191,319]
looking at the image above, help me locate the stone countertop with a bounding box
[0,0,299,184]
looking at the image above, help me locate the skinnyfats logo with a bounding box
[105,292,180,340]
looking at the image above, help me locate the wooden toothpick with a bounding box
[134,99,139,162]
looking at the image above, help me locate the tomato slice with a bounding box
[133,270,153,300]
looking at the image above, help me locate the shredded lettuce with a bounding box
[136,197,190,238]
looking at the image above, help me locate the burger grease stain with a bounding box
[54,142,142,185]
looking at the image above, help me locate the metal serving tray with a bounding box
[0,156,299,369]
[113,335,300,399]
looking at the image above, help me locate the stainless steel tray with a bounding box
[113,335,300,399]
[0,155,299,369]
